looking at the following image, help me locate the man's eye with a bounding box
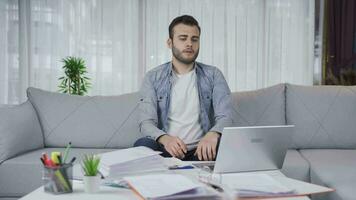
[179,38,186,41]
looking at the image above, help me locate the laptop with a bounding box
[192,125,294,173]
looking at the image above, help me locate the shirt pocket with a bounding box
[202,91,212,108]
[157,92,167,111]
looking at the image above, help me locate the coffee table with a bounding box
[19,168,314,200]
[19,181,135,200]
[19,181,310,200]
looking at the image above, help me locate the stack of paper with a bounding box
[123,174,221,200]
[99,146,167,177]
[221,174,296,198]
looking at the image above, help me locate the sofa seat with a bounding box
[300,149,356,200]
[281,149,310,182]
[0,148,116,197]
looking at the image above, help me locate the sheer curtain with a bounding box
[0,0,140,104]
[0,0,314,105]
[145,0,315,92]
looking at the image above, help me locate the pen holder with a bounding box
[43,164,73,194]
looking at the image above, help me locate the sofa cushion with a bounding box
[300,149,356,200]
[0,148,115,197]
[286,84,356,149]
[0,101,43,163]
[27,87,144,148]
[281,149,310,182]
[231,84,285,126]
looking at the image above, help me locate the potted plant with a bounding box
[81,154,101,193]
[58,56,91,95]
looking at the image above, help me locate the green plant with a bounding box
[58,56,91,95]
[81,154,100,176]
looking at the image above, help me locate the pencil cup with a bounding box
[43,164,73,194]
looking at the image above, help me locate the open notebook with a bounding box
[123,174,221,200]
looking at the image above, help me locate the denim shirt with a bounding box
[138,61,233,140]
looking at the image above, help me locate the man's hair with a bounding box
[168,15,201,39]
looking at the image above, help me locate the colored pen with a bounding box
[98,170,105,179]
[46,158,55,167]
[57,154,62,165]
[62,142,72,163]
[40,158,46,166]
[168,165,195,170]
[42,153,51,166]
[69,157,76,164]
[51,152,61,165]
[42,153,48,162]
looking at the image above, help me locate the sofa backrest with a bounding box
[231,84,286,127]
[286,84,356,149]
[27,87,143,148]
[0,101,43,163]
[27,83,356,149]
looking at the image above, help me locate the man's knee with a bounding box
[134,137,160,151]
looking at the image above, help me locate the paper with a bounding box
[272,175,334,195]
[99,146,161,166]
[98,147,167,178]
[124,174,201,198]
[221,174,295,197]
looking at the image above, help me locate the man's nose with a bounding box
[186,40,192,47]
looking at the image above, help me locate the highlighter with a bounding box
[51,152,61,165]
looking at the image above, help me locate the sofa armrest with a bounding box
[0,101,43,163]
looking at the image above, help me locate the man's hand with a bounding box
[195,132,220,161]
[158,135,187,159]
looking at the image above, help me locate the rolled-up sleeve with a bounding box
[209,68,233,134]
[138,73,166,140]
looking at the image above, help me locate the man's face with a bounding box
[168,24,200,65]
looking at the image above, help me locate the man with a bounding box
[135,15,232,161]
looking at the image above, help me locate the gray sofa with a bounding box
[0,84,355,200]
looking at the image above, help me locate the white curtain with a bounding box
[0,0,140,104]
[145,0,315,91]
[0,0,314,105]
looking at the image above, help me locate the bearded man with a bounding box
[135,15,233,161]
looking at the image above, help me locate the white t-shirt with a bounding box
[167,68,204,150]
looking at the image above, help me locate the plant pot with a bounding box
[83,175,101,193]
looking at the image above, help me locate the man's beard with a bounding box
[172,45,199,65]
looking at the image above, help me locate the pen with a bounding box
[98,170,105,179]
[42,153,53,166]
[42,153,48,162]
[54,170,70,191]
[168,165,195,170]
[62,142,72,163]
[198,179,225,193]
[69,157,76,164]
[51,152,61,165]
[46,158,55,167]
[57,155,62,165]
[40,158,46,166]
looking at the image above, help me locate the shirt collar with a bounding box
[169,62,197,77]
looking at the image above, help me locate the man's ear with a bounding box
[167,38,172,49]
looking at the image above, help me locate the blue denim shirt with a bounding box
[138,62,233,140]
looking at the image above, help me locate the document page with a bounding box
[221,174,295,197]
[99,146,161,166]
[124,174,201,199]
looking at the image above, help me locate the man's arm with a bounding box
[195,68,233,161]
[138,74,166,140]
[138,73,187,158]
[209,68,233,133]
